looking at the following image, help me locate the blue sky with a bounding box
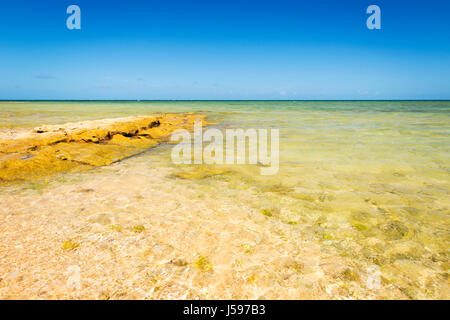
[0,0,449,100]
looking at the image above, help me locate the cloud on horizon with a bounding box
[35,74,56,80]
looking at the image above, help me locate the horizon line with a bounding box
[1,99,450,102]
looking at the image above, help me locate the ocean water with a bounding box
[0,100,449,299]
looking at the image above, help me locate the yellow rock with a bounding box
[108,134,159,148]
[61,240,80,251]
[54,142,139,166]
[139,127,171,139]
[0,148,80,181]
[193,255,213,272]
[0,113,207,183]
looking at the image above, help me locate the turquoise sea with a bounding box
[0,100,449,299]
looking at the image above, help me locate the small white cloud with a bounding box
[35,74,55,80]
[93,84,113,89]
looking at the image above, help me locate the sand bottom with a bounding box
[0,101,448,300]
[1,151,448,299]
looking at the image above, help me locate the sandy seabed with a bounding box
[0,160,372,299]
[1,153,448,300]
[0,103,449,300]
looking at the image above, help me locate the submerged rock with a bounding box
[336,268,360,282]
[258,184,294,194]
[61,240,79,251]
[378,221,410,240]
[168,167,231,180]
[170,258,188,267]
[259,207,280,217]
[193,255,213,272]
[132,225,146,233]
[87,213,112,225]
[349,211,373,232]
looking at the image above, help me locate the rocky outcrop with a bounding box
[0,113,207,182]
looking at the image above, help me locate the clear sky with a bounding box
[0,0,449,100]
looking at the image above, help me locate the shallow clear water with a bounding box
[0,100,449,299]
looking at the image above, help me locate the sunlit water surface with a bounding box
[0,101,448,299]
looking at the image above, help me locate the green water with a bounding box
[1,100,449,298]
